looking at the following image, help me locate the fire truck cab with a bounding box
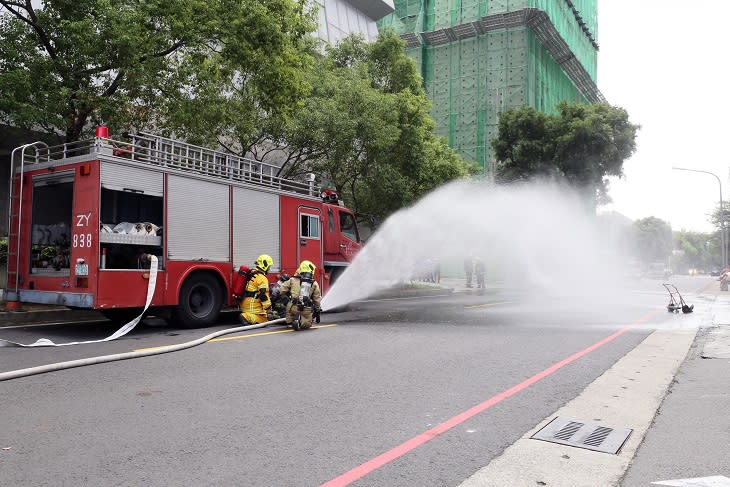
[5,129,361,327]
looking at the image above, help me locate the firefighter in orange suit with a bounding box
[240,254,274,325]
[279,260,322,330]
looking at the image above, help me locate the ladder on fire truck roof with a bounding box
[9,131,318,197]
[6,141,50,298]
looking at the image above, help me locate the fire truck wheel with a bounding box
[174,273,223,328]
[101,308,144,325]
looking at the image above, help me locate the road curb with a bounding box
[367,286,454,300]
[0,308,104,326]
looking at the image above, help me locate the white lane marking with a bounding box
[464,301,511,309]
[652,476,730,486]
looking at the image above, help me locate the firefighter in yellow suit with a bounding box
[279,260,322,330]
[240,254,274,325]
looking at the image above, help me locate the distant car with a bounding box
[711,269,723,277]
[645,263,671,280]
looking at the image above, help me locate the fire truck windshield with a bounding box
[339,211,359,243]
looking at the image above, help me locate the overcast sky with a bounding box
[598,0,729,233]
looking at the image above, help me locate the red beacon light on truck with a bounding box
[95,125,109,138]
[321,189,339,205]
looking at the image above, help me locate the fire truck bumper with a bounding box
[4,290,94,308]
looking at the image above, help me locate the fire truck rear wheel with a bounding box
[174,273,223,328]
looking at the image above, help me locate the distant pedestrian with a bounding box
[720,268,729,291]
[474,257,486,289]
[464,255,474,288]
[423,258,434,282]
[432,258,441,283]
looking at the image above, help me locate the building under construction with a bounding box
[378,0,603,171]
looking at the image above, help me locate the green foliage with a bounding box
[673,230,716,272]
[276,31,474,226]
[707,201,730,266]
[0,238,6,264]
[0,5,469,227]
[708,201,730,230]
[0,0,316,142]
[492,102,639,207]
[633,217,673,264]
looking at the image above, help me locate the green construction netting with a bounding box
[422,27,588,170]
[566,0,598,39]
[379,0,598,80]
[378,0,598,170]
[528,0,597,80]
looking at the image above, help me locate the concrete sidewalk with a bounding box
[619,294,730,486]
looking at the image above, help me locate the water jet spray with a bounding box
[322,180,634,311]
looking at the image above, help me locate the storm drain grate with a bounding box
[531,417,633,454]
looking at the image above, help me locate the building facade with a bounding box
[378,0,603,171]
[314,0,395,44]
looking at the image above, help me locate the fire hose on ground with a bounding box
[0,254,287,381]
[0,318,285,382]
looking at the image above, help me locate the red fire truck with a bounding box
[5,128,361,327]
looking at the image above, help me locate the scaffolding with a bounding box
[378,0,602,170]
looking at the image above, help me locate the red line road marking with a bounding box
[320,309,662,487]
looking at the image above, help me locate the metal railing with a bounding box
[12,132,315,196]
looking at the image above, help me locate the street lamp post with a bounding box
[672,167,727,269]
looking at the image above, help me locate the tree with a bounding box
[0,3,470,226]
[633,217,673,265]
[673,230,715,273]
[708,201,730,267]
[0,0,315,142]
[492,102,639,207]
[259,31,474,226]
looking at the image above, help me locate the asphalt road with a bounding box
[0,276,712,486]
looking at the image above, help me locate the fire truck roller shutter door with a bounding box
[100,162,163,196]
[167,176,229,261]
[232,187,281,272]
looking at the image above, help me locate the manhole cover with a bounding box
[531,417,632,454]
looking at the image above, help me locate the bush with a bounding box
[0,238,6,265]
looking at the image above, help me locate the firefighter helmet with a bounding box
[297,260,316,276]
[255,254,273,272]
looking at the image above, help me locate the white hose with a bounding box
[0,255,160,348]
[0,318,285,381]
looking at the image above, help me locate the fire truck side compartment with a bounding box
[167,175,229,262]
[232,186,281,272]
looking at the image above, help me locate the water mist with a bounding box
[322,179,635,311]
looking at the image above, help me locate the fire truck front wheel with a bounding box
[174,273,223,328]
